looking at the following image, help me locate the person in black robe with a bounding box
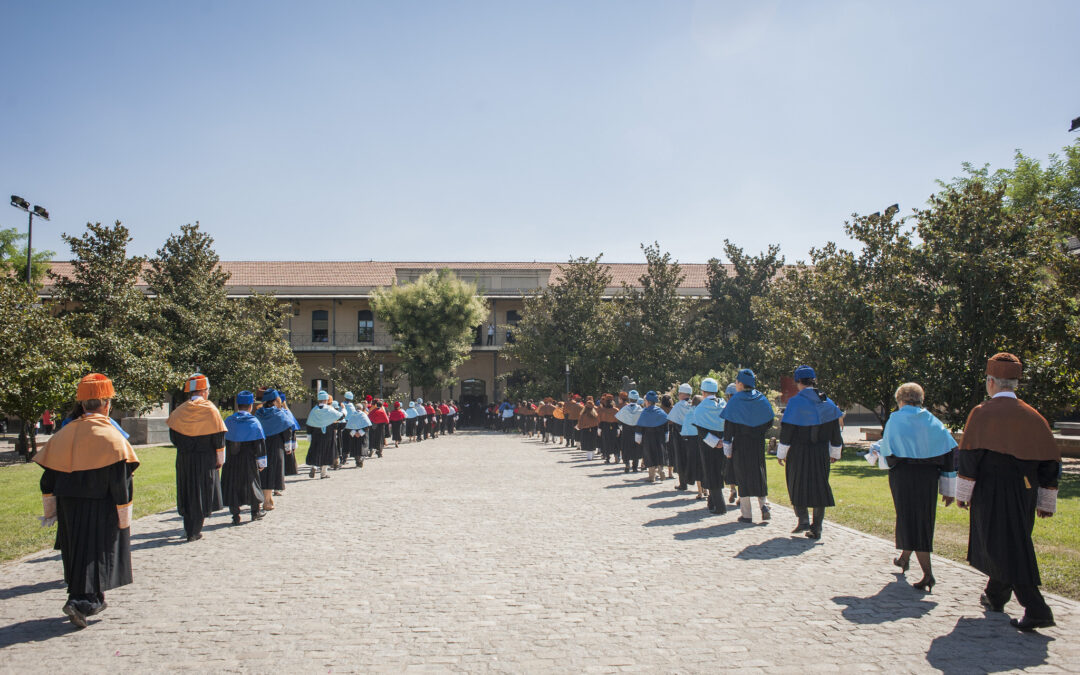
[777,366,843,539]
[35,373,139,628]
[721,370,776,524]
[667,384,694,489]
[616,393,644,473]
[636,392,669,483]
[368,401,389,456]
[689,380,728,514]
[867,382,957,592]
[222,391,266,524]
[306,391,345,479]
[167,373,228,542]
[280,392,300,478]
[389,402,406,446]
[957,353,1062,631]
[255,389,296,506]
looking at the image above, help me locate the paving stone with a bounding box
[0,430,1077,673]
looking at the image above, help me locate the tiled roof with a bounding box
[44,260,726,293]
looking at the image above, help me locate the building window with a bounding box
[358,310,374,343]
[312,310,329,342]
[506,310,521,325]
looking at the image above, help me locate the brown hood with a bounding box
[960,396,1059,462]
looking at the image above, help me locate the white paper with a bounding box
[704,432,720,448]
[665,430,670,443]
[634,432,643,444]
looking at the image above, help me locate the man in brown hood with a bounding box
[563,395,584,448]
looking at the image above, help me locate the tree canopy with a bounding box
[321,351,400,401]
[371,269,486,394]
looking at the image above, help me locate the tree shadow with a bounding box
[674,520,757,540]
[925,615,1053,673]
[734,536,816,560]
[0,616,82,648]
[831,464,887,480]
[0,578,65,601]
[832,577,937,624]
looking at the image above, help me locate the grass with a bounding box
[765,449,1080,600]
[0,439,309,564]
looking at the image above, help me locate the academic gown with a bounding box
[221,438,265,509]
[779,388,843,508]
[723,421,771,497]
[636,406,669,469]
[170,429,225,520]
[41,460,136,598]
[691,396,727,492]
[616,403,644,462]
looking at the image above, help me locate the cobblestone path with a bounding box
[1,430,1077,673]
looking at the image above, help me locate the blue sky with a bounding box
[3,1,1078,264]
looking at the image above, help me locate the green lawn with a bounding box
[0,440,309,564]
[765,449,1080,600]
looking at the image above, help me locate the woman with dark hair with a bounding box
[597,396,620,463]
[777,366,844,539]
[868,381,956,592]
[576,398,600,459]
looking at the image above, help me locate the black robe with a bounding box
[620,422,643,462]
[284,429,298,476]
[723,420,771,497]
[696,426,726,491]
[669,422,687,478]
[170,429,224,520]
[887,451,955,552]
[221,437,265,509]
[41,460,134,597]
[260,430,288,491]
[639,425,667,468]
[600,421,619,457]
[960,448,1059,586]
[306,425,336,467]
[779,419,841,508]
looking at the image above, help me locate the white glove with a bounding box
[256,456,268,470]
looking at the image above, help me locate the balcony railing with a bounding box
[288,328,521,351]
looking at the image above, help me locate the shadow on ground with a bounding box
[925,615,1053,673]
[832,577,937,624]
[0,616,82,648]
[674,520,758,540]
[734,536,817,560]
[0,579,65,601]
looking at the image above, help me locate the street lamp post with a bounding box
[379,363,384,399]
[9,196,49,286]
[565,363,570,397]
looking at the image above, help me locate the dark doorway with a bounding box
[460,378,486,427]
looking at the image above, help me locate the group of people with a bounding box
[502,353,1063,632]
[304,392,458,479]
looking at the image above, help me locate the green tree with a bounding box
[696,240,784,378]
[0,227,53,287]
[146,223,303,402]
[757,207,923,424]
[0,278,87,459]
[912,181,1079,426]
[321,351,400,400]
[50,222,175,414]
[371,269,486,394]
[613,243,693,392]
[502,255,617,397]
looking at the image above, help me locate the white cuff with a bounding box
[117,502,133,529]
[723,441,733,458]
[776,443,790,461]
[42,494,57,519]
[256,456,268,470]
[956,477,975,503]
[939,474,957,498]
[216,449,226,465]
[829,444,843,460]
[1037,487,1058,514]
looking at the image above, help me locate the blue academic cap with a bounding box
[700,378,719,393]
[627,390,639,401]
[726,383,738,396]
[644,390,658,403]
[794,365,816,380]
[737,368,756,388]
[262,389,280,403]
[236,390,255,405]
[344,391,354,401]
[317,390,330,402]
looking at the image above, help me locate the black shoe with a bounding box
[792,521,810,533]
[231,515,241,526]
[737,516,753,523]
[251,509,264,521]
[62,602,88,629]
[980,593,1005,613]
[676,484,687,491]
[186,533,203,542]
[624,465,630,473]
[761,506,771,521]
[806,528,821,540]
[913,576,936,593]
[309,467,316,478]
[713,503,726,515]
[1011,616,1055,632]
[894,557,910,572]
[88,600,108,616]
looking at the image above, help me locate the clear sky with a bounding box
[3,1,1078,264]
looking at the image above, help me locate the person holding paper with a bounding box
[35,373,139,628]
[680,395,707,500]
[254,389,296,507]
[168,373,228,542]
[690,378,728,514]
[957,353,1061,632]
[666,384,694,489]
[221,391,266,525]
[721,369,775,524]
[776,366,843,539]
[306,390,345,479]
[615,390,645,473]
[870,382,957,592]
[636,391,670,483]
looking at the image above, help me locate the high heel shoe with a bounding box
[913,575,936,593]
[893,557,910,572]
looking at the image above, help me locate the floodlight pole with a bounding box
[9,196,49,286]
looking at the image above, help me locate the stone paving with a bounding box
[1,430,1077,674]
